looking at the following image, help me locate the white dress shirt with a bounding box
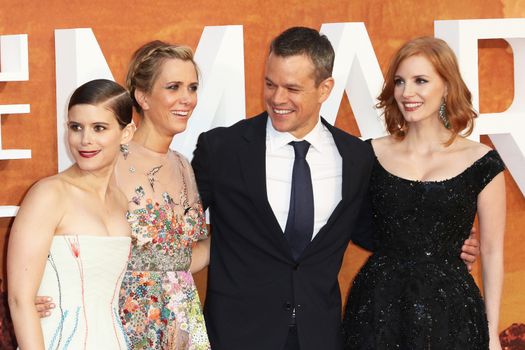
[265,117,343,239]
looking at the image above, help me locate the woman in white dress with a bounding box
[7,79,135,350]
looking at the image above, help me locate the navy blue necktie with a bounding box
[284,141,314,260]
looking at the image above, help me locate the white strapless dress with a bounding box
[37,235,130,350]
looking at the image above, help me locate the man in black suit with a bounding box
[192,27,375,350]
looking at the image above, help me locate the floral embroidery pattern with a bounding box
[127,194,206,255]
[130,186,145,206]
[120,271,209,349]
[119,145,209,349]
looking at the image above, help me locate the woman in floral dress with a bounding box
[115,40,210,349]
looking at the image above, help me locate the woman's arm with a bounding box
[190,236,210,274]
[477,172,506,350]
[7,180,62,350]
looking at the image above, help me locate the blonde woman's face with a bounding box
[140,58,198,136]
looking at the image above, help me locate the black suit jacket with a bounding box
[192,112,375,350]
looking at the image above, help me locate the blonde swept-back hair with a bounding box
[377,37,477,144]
[125,40,197,115]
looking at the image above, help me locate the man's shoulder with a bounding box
[202,112,267,139]
[322,120,373,155]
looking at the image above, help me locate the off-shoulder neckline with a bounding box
[374,149,497,184]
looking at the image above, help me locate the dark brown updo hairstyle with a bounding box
[377,37,477,144]
[125,40,197,116]
[68,79,133,129]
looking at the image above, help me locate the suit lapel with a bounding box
[326,120,354,211]
[238,113,289,245]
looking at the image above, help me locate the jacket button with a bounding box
[283,302,293,311]
[293,264,299,270]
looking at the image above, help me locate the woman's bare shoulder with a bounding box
[371,135,397,156]
[24,174,68,202]
[454,137,493,160]
[13,174,69,230]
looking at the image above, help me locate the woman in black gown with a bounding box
[342,37,505,350]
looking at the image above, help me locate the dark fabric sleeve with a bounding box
[191,132,214,211]
[351,186,376,252]
[350,140,376,252]
[475,150,506,194]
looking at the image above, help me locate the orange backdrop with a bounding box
[0,0,524,334]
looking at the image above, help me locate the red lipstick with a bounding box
[78,150,100,158]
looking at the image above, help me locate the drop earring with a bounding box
[120,144,130,160]
[439,98,450,129]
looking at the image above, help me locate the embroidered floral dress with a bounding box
[115,141,209,350]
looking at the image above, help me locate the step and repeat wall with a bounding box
[1,0,524,346]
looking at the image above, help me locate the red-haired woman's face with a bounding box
[393,55,447,126]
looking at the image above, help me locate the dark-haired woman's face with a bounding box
[393,55,447,126]
[67,104,131,172]
[140,58,198,136]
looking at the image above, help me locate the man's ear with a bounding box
[318,77,335,104]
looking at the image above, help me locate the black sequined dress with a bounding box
[342,150,505,350]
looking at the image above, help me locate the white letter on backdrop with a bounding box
[320,22,386,139]
[436,18,525,195]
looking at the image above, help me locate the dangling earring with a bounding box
[120,144,130,160]
[439,98,450,129]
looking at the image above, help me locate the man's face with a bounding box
[264,53,333,139]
